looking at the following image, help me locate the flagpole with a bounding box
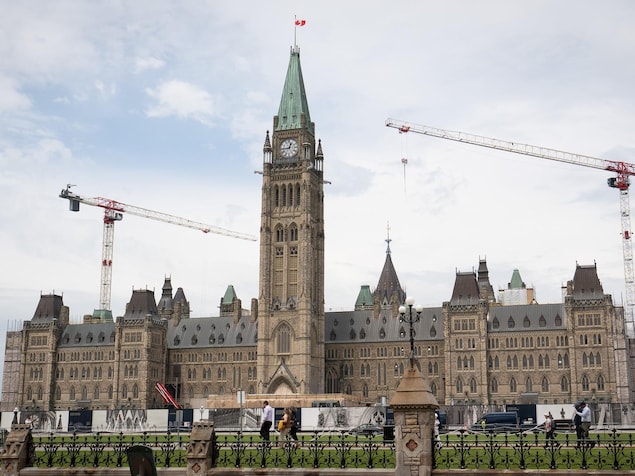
[294,15,297,49]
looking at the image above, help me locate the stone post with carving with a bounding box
[390,365,439,476]
[186,421,217,476]
[0,424,35,476]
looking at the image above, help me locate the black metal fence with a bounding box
[434,428,635,471]
[32,431,189,468]
[29,428,635,471]
[30,431,396,470]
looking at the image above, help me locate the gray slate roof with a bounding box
[166,315,257,349]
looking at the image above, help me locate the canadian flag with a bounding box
[295,19,306,26]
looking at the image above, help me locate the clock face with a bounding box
[280,139,299,158]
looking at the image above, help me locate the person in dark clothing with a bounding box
[573,403,583,448]
[289,407,300,448]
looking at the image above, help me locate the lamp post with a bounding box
[398,296,423,368]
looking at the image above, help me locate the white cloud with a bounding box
[0,75,31,113]
[145,80,219,125]
[134,56,166,74]
[94,80,117,99]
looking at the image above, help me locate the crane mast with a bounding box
[386,118,635,331]
[60,185,256,312]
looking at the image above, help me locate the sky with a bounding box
[1,1,634,341]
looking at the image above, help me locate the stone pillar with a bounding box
[186,421,217,476]
[390,364,439,476]
[0,424,35,476]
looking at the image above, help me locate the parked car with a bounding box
[348,423,383,437]
[470,412,519,433]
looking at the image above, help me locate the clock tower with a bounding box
[257,46,325,395]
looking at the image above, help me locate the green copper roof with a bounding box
[509,269,525,289]
[222,285,237,305]
[276,47,313,134]
[355,285,374,309]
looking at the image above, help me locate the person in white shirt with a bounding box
[575,401,594,446]
[260,401,274,441]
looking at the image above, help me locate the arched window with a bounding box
[510,377,517,393]
[94,386,100,399]
[494,356,499,369]
[581,375,590,391]
[277,324,291,354]
[295,184,301,206]
[326,368,339,393]
[275,225,284,242]
[122,384,128,399]
[597,374,605,391]
[470,378,477,393]
[455,378,463,394]
[289,224,298,241]
[491,378,498,393]
[70,386,76,400]
[526,377,532,392]
[542,376,549,392]
[560,375,569,392]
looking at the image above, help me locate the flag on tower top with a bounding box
[295,19,306,26]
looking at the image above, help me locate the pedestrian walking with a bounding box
[260,400,273,442]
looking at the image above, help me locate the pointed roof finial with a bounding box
[385,221,392,254]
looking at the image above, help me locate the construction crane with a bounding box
[60,185,257,312]
[385,118,635,335]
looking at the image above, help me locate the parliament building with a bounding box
[3,46,634,425]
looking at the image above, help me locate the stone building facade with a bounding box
[2,46,633,416]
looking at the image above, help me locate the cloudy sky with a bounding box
[1,1,634,338]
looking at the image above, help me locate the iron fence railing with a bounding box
[434,428,635,471]
[30,431,396,470]
[28,428,635,471]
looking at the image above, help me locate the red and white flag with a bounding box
[295,19,306,26]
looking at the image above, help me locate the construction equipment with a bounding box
[60,185,256,312]
[385,118,635,336]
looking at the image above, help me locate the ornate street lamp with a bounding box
[399,296,423,368]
